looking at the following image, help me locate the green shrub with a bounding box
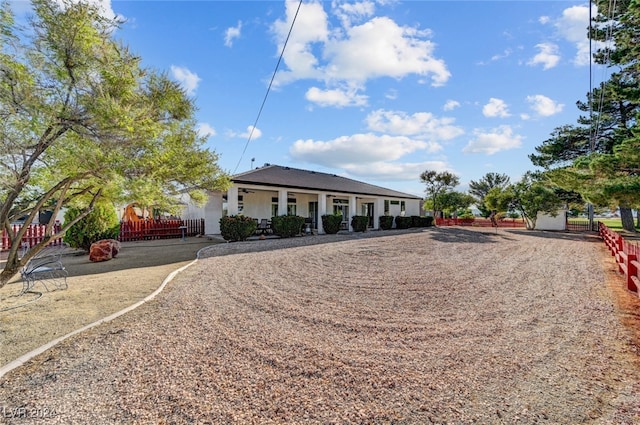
[220,215,256,241]
[424,216,435,227]
[271,215,305,238]
[350,215,369,232]
[410,215,421,227]
[379,215,394,230]
[64,202,121,251]
[395,215,412,229]
[322,214,343,234]
[411,216,433,227]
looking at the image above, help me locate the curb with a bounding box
[0,248,208,380]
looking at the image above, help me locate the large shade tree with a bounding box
[531,0,640,231]
[0,0,230,286]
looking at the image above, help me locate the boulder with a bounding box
[89,239,121,262]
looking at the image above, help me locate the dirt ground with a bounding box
[0,227,639,424]
[0,236,221,366]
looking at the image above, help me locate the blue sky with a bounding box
[20,0,610,196]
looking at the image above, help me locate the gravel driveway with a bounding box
[1,227,639,424]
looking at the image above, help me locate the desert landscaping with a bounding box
[1,227,639,424]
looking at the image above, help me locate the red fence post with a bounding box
[626,254,638,293]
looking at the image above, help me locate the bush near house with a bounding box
[271,215,305,238]
[220,215,256,242]
[322,214,343,234]
[379,215,394,230]
[64,203,120,252]
[395,216,413,229]
[413,216,434,227]
[351,215,369,232]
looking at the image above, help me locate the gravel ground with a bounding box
[0,227,639,424]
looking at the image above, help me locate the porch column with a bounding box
[373,198,382,229]
[227,186,239,216]
[317,193,327,234]
[349,195,357,231]
[277,189,288,216]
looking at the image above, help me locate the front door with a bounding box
[308,201,318,229]
[362,203,374,228]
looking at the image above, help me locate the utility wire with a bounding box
[233,0,304,174]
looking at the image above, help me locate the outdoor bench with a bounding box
[20,245,68,295]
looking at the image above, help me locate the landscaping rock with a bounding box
[89,239,121,262]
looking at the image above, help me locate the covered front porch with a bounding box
[225,185,385,234]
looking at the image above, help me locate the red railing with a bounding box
[600,223,640,294]
[435,217,526,228]
[2,219,206,250]
[118,218,205,242]
[1,223,64,251]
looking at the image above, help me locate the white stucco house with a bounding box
[192,164,423,235]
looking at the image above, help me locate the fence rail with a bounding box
[118,218,205,242]
[1,223,64,251]
[567,219,601,232]
[600,223,640,295]
[1,219,206,251]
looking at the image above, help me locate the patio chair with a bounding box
[20,244,69,295]
[257,219,271,235]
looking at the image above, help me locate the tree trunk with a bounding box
[0,254,25,287]
[636,209,640,228]
[620,206,636,232]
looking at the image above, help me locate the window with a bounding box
[384,200,389,215]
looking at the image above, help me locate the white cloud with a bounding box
[333,0,376,28]
[271,1,329,85]
[197,123,216,138]
[528,43,560,70]
[526,94,564,117]
[228,125,262,140]
[225,21,242,47]
[539,16,551,25]
[324,17,449,86]
[482,98,510,118]
[443,100,460,111]
[289,133,432,167]
[555,5,595,66]
[52,0,118,21]
[170,66,201,96]
[305,86,368,107]
[365,109,463,144]
[272,3,450,91]
[341,160,452,182]
[463,125,523,155]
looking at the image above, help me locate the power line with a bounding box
[232,0,304,174]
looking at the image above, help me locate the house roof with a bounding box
[232,165,422,200]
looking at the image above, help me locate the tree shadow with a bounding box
[506,229,603,243]
[426,226,517,244]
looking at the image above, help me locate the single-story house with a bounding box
[197,164,423,235]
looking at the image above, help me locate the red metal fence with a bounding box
[1,223,64,251]
[600,223,640,295]
[1,219,205,250]
[435,217,526,228]
[118,219,205,242]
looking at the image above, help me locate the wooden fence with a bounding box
[118,218,205,242]
[1,219,205,250]
[600,223,640,295]
[435,217,526,228]
[1,223,64,251]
